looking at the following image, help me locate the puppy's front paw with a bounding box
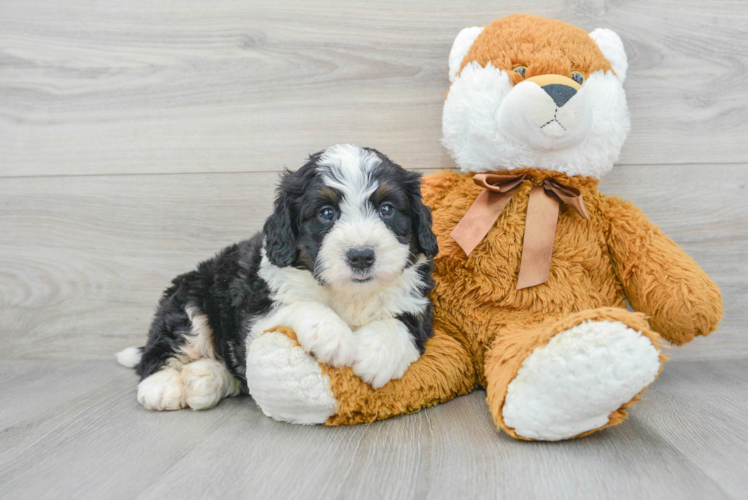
[352,320,420,389]
[295,313,357,368]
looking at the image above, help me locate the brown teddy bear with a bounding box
[245,14,723,441]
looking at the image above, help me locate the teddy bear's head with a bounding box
[442,14,629,178]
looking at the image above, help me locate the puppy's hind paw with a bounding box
[137,368,187,411]
[182,359,241,410]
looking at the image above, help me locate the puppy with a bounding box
[116,144,439,411]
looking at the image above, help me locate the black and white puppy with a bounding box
[116,144,438,411]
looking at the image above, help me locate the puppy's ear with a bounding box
[404,171,439,259]
[263,170,298,267]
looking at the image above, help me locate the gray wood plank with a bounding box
[1,0,745,498]
[0,360,130,431]
[1,0,747,177]
[0,164,745,361]
[139,391,730,500]
[635,361,748,499]
[0,361,243,500]
[0,165,748,359]
[0,360,745,500]
[600,165,748,361]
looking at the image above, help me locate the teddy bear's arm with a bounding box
[604,196,723,345]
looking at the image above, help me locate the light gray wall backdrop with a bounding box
[1,0,746,362]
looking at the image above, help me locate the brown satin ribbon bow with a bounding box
[450,173,589,290]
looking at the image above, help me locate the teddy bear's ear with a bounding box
[589,28,628,83]
[448,26,484,83]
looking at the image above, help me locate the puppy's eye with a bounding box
[571,71,585,85]
[319,207,336,223]
[379,203,395,218]
[513,66,527,78]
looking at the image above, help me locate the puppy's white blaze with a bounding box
[115,346,142,368]
[317,144,381,210]
[316,213,410,287]
[315,144,412,288]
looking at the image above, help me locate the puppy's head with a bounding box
[264,144,437,288]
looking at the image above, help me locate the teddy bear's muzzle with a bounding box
[497,74,593,150]
[526,74,581,105]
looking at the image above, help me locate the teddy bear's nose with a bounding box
[543,84,577,108]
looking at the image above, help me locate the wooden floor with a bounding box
[0,360,745,500]
[1,0,747,498]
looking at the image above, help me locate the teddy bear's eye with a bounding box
[571,71,585,85]
[513,66,527,78]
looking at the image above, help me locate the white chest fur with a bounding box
[249,252,426,390]
[257,254,428,329]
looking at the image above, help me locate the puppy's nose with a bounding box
[347,248,375,270]
[542,84,577,108]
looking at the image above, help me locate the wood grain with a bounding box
[0,164,745,361]
[599,165,748,361]
[1,0,748,177]
[1,1,746,498]
[635,361,748,499]
[0,360,745,500]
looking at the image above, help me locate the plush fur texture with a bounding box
[246,15,723,441]
[443,14,630,177]
[501,320,662,440]
[448,26,484,83]
[117,145,438,413]
[246,327,338,424]
[314,170,720,435]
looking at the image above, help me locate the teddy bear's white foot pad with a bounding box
[246,330,337,424]
[502,320,660,441]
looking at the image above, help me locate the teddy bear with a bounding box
[244,14,723,441]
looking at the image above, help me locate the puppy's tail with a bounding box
[115,346,143,369]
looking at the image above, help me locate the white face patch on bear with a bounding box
[314,145,411,289]
[497,79,593,151]
[442,60,630,179]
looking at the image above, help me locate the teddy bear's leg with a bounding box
[246,321,476,425]
[484,307,665,441]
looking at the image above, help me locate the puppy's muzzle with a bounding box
[347,247,375,271]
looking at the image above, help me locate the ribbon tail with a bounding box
[451,188,515,255]
[546,180,590,219]
[516,186,560,289]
